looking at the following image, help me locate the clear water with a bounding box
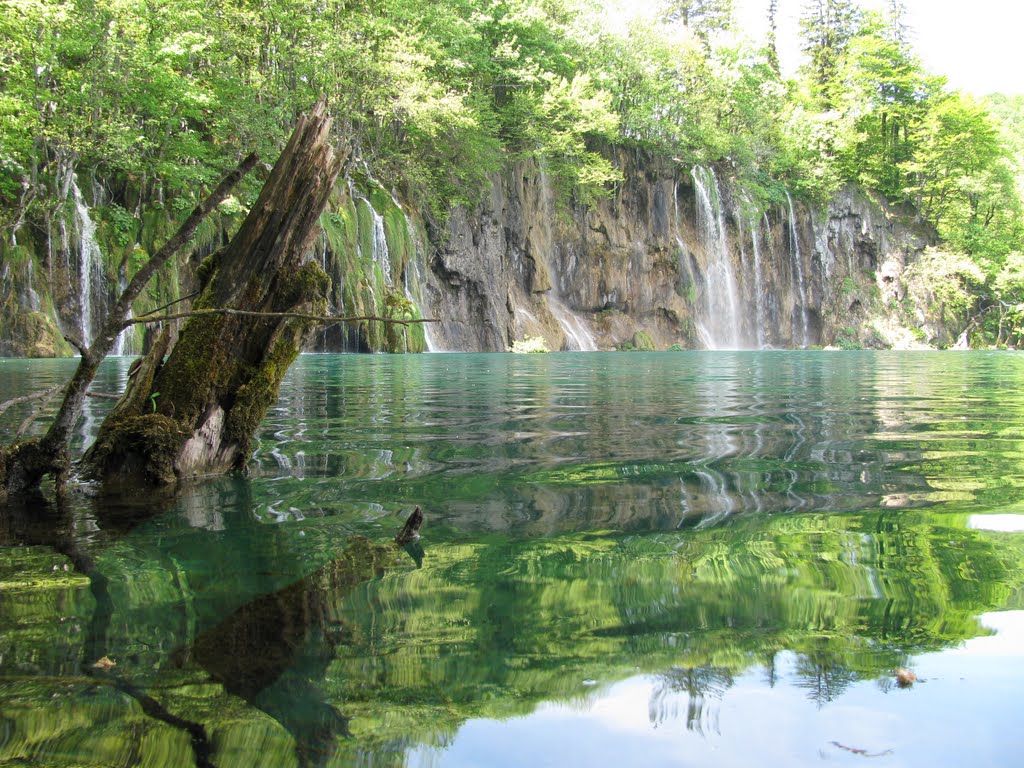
[2,351,1024,767]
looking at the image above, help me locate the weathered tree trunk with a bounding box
[85,100,348,487]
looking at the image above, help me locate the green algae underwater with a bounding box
[2,350,1024,767]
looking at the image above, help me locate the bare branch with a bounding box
[147,291,200,317]
[127,307,439,328]
[86,391,122,400]
[63,334,87,357]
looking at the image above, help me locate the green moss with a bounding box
[623,331,656,351]
[275,260,330,312]
[321,201,359,263]
[84,414,190,485]
[356,199,376,265]
[225,333,303,453]
[153,312,231,425]
[383,291,425,353]
[193,249,223,292]
[382,204,413,273]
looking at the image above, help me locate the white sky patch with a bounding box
[969,514,1024,532]
[944,611,1024,657]
[597,0,1024,95]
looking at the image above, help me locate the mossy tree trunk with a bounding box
[85,100,349,487]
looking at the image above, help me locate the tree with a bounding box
[835,12,937,197]
[766,0,781,74]
[901,94,1010,242]
[661,0,735,38]
[799,0,861,110]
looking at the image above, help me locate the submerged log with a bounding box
[85,100,349,486]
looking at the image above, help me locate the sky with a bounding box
[604,0,1024,96]
[733,0,1024,95]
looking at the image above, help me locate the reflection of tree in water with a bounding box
[793,646,858,707]
[648,666,733,735]
[185,536,406,767]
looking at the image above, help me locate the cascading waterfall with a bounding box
[71,178,102,347]
[548,301,598,351]
[690,167,743,349]
[536,170,598,351]
[785,192,810,348]
[404,264,439,353]
[750,214,767,348]
[24,259,40,312]
[111,267,135,356]
[71,177,138,355]
[395,198,439,353]
[369,206,393,288]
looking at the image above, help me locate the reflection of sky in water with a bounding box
[968,515,1024,533]
[411,612,1024,768]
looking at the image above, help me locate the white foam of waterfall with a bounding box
[110,259,139,358]
[750,215,767,348]
[369,206,393,287]
[785,192,810,348]
[111,266,132,356]
[25,258,40,311]
[403,268,439,353]
[548,298,598,351]
[690,167,742,349]
[397,207,440,353]
[535,170,597,351]
[71,178,102,347]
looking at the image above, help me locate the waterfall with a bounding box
[548,299,598,351]
[71,178,102,347]
[24,258,40,312]
[110,260,139,356]
[690,167,743,350]
[369,206,393,287]
[535,170,598,351]
[750,215,767,348]
[397,201,439,352]
[70,177,140,355]
[785,192,810,348]
[404,263,440,353]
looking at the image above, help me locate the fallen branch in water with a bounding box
[831,741,894,758]
[0,385,61,417]
[0,385,63,439]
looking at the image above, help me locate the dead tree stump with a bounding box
[86,100,348,486]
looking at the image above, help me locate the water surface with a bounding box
[1,352,1023,767]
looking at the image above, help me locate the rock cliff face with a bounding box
[0,151,935,357]
[418,152,934,352]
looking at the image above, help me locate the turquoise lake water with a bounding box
[1,351,1023,767]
